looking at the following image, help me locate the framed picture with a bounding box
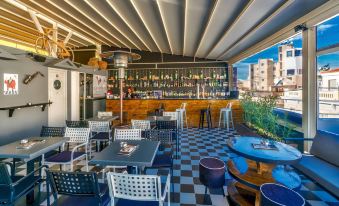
[4,73,19,95]
[93,75,107,98]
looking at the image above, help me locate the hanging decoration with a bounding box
[4,73,19,95]
[23,71,44,85]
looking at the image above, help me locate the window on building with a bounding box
[295,50,302,56]
[287,69,295,75]
[316,14,339,135]
[287,50,293,57]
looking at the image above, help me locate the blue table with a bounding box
[227,137,302,189]
[89,140,160,172]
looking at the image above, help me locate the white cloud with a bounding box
[317,24,336,32]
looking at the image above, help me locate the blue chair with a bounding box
[65,120,88,128]
[46,169,110,206]
[144,129,174,193]
[260,183,305,206]
[40,126,65,137]
[0,162,47,205]
[199,157,226,196]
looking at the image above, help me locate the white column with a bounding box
[302,27,317,152]
[51,22,58,58]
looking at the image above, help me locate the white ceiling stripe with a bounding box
[216,0,294,60]
[84,0,142,50]
[130,0,163,53]
[64,0,129,48]
[106,0,152,52]
[156,0,173,54]
[41,0,113,46]
[194,0,219,57]
[205,0,255,58]
[183,0,188,56]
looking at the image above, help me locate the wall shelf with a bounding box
[0,101,53,117]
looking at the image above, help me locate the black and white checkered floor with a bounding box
[4,128,339,206]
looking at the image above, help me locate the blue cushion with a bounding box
[92,132,110,140]
[310,131,339,167]
[56,183,110,206]
[261,183,305,206]
[294,155,339,198]
[45,151,86,163]
[116,199,159,206]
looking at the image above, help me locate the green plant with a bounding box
[240,92,294,141]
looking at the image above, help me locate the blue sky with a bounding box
[235,15,339,80]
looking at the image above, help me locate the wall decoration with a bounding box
[4,73,19,95]
[23,71,44,84]
[93,75,107,98]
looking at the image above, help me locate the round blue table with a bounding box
[226,136,303,205]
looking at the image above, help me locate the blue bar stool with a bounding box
[260,183,305,206]
[199,157,226,196]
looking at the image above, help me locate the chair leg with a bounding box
[205,186,208,195]
[218,111,222,128]
[86,155,89,172]
[221,187,225,197]
[226,111,230,132]
[171,168,174,193]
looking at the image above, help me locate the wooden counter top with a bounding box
[106,99,243,127]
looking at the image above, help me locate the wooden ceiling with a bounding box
[0,0,330,61]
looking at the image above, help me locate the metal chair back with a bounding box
[98,111,113,118]
[106,172,162,202]
[65,127,90,143]
[40,126,65,137]
[162,112,178,120]
[66,120,88,128]
[114,129,142,140]
[131,120,151,130]
[156,120,177,130]
[89,121,110,133]
[46,169,100,197]
[144,129,173,145]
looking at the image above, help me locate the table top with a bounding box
[89,140,160,167]
[87,116,119,122]
[227,136,302,165]
[0,137,68,161]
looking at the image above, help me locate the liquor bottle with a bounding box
[160,71,163,80]
[175,70,178,80]
[200,70,203,79]
[149,71,152,80]
[136,71,139,79]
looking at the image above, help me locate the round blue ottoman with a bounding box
[260,183,305,206]
[199,157,226,196]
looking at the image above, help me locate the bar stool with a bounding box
[260,183,305,206]
[199,104,212,129]
[199,157,226,196]
[218,102,234,131]
[176,102,188,130]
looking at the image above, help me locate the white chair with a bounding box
[218,102,234,131]
[43,127,90,172]
[131,120,151,130]
[162,111,179,130]
[88,121,112,157]
[114,129,142,140]
[176,103,188,130]
[98,111,113,118]
[106,172,170,206]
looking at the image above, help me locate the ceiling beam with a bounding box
[64,0,128,48]
[194,0,219,57]
[217,0,294,60]
[183,0,188,56]
[205,0,254,58]
[156,0,173,54]
[40,0,113,46]
[106,0,152,52]
[130,0,163,53]
[84,0,142,50]
[228,0,339,64]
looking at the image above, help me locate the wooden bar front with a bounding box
[106,99,243,127]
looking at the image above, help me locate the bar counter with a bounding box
[106,99,243,128]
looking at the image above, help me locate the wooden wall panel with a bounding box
[107,99,243,127]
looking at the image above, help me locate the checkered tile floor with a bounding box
[3,128,339,206]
